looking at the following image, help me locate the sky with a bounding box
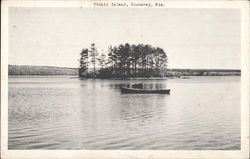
[9,8,241,69]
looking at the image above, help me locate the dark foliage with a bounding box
[79,43,168,78]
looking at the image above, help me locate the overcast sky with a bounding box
[9,8,241,69]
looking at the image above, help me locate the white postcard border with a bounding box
[1,1,249,159]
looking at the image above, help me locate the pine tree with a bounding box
[89,43,98,75]
[79,48,88,77]
[97,51,107,70]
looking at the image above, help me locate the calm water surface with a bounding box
[8,76,240,150]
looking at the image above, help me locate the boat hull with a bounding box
[120,87,170,94]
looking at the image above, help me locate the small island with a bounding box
[79,43,168,79]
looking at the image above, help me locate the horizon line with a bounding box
[8,64,241,71]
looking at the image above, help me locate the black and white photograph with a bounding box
[1,1,249,159]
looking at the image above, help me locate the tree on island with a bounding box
[97,51,107,70]
[79,48,88,76]
[89,43,98,76]
[79,43,168,78]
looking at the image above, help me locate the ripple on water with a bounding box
[8,77,241,150]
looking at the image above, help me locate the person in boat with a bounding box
[131,83,143,89]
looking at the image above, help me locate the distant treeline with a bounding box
[8,65,78,76]
[8,65,240,77]
[166,68,241,77]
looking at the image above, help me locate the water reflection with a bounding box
[8,77,241,150]
[111,94,169,129]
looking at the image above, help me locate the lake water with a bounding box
[8,76,240,150]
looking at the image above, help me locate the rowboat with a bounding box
[120,86,170,94]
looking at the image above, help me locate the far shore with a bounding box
[8,75,78,78]
[8,65,241,77]
[9,75,240,78]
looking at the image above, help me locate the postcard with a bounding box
[1,0,249,159]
